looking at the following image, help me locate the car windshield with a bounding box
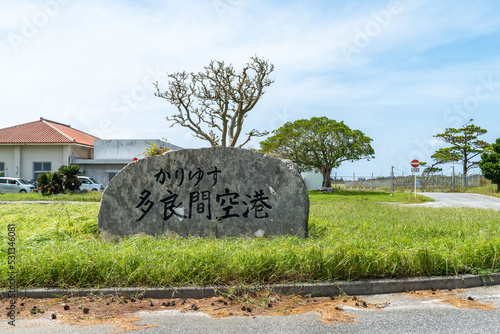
[89,178,98,184]
[17,179,29,185]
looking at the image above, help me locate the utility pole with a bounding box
[390,166,394,192]
[413,170,417,198]
[452,166,455,191]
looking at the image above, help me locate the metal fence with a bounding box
[332,173,487,192]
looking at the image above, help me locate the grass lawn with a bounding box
[1,192,499,288]
[0,191,102,202]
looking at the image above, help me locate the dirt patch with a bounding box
[405,289,497,310]
[200,292,383,325]
[1,293,385,332]
[1,296,158,333]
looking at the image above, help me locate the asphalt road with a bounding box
[412,192,500,210]
[2,286,499,333]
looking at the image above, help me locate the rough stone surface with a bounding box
[98,147,309,239]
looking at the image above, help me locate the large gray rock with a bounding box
[98,147,309,239]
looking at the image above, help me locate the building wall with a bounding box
[74,139,182,188]
[0,144,93,180]
[94,139,181,160]
[0,146,15,177]
[79,163,128,188]
[20,145,64,179]
[68,145,93,160]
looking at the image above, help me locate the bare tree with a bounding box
[155,56,274,147]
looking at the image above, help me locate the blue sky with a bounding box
[1,0,500,178]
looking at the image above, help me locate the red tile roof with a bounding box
[0,118,99,147]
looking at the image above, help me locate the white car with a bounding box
[0,177,36,193]
[77,176,104,192]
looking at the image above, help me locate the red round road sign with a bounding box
[411,159,419,168]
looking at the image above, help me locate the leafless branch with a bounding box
[155,56,274,147]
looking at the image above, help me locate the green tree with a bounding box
[433,122,491,185]
[58,165,82,191]
[479,138,500,193]
[155,56,274,148]
[422,166,443,176]
[260,117,375,187]
[420,149,457,177]
[37,172,63,195]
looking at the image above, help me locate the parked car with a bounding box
[0,177,36,193]
[77,176,104,192]
[25,179,38,188]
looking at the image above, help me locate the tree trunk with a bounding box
[497,182,500,193]
[463,157,468,187]
[321,169,332,188]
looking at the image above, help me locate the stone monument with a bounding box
[98,147,309,239]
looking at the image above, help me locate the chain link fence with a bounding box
[331,172,487,192]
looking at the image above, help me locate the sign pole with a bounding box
[414,171,417,198]
[410,159,420,198]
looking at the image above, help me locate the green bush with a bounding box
[37,172,63,195]
[58,165,82,192]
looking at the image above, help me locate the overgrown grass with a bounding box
[1,201,498,289]
[463,184,500,199]
[0,191,102,202]
[308,189,430,203]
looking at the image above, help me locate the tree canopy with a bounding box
[420,149,459,177]
[432,122,491,178]
[155,56,274,148]
[479,138,500,193]
[419,161,442,177]
[259,117,374,187]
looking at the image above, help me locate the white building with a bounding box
[301,171,324,190]
[71,139,182,187]
[0,118,98,180]
[0,118,182,188]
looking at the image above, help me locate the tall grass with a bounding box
[0,201,499,288]
[464,184,500,198]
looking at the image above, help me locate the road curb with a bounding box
[3,273,499,299]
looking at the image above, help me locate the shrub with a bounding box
[143,141,170,156]
[58,165,82,191]
[37,172,63,194]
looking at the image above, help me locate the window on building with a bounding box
[33,162,51,180]
[0,162,4,177]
